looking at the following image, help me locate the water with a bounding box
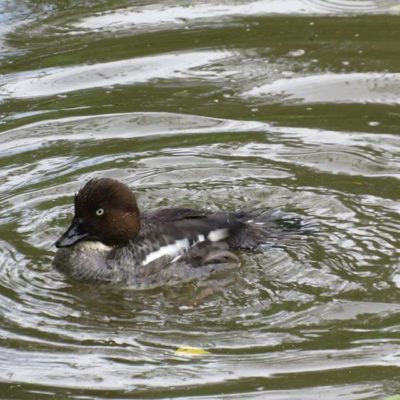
[0,1,399,399]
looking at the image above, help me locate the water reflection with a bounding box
[74,0,400,33]
[0,0,400,399]
[245,72,400,105]
[0,51,230,99]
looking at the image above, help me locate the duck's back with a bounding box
[140,207,305,250]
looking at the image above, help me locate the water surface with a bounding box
[0,1,399,399]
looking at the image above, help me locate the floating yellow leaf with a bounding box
[175,346,210,357]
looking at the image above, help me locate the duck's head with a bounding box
[55,178,141,248]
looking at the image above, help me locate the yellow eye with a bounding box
[96,208,104,216]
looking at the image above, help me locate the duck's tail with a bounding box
[230,208,314,250]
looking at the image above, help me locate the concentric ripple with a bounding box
[1,111,399,398]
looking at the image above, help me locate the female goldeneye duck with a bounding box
[53,178,306,287]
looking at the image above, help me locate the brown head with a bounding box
[55,178,141,248]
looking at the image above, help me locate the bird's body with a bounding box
[53,178,308,287]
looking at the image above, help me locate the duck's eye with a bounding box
[96,208,104,216]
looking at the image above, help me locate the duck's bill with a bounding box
[55,218,89,248]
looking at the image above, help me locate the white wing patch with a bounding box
[142,231,228,266]
[142,238,191,266]
[207,228,229,242]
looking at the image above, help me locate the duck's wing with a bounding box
[133,208,243,269]
[141,207,208,222]
[141,207,312,250]
[141,207,244,243]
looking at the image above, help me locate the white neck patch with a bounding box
[79,241,112,252]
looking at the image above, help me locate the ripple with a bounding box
[181,385,384,400]
[3,112,399,180]
[73,1,400,33]
[0,50,230,99]
[0,112,268,158]
[0,2,34,58]
[1,120,399,395]
[245,72,400,105]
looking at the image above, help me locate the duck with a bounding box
[53,178,307,287]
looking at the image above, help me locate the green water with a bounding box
[0,1,399,399]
